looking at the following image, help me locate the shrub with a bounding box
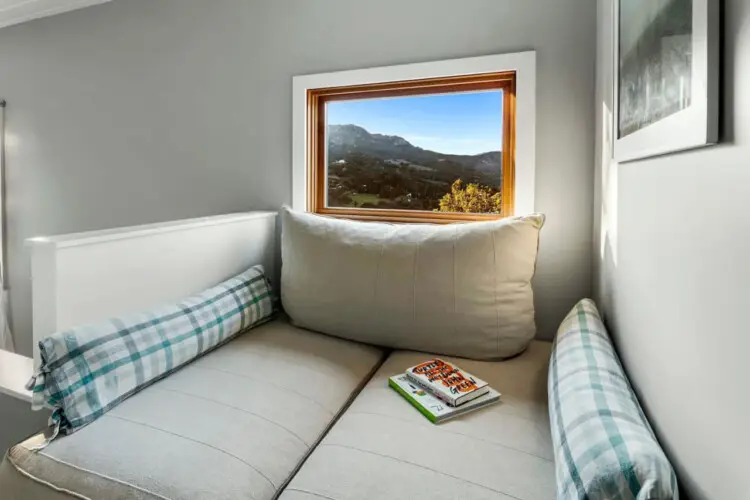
[437,179,502,214]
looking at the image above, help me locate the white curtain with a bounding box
[0,100,13,352]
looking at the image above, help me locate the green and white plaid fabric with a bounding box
[548,299,678,500]
[29,265,274,439]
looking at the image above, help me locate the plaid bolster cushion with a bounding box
[28,265,275,441]
[548,299,678,500]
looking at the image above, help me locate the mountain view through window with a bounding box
[325,90,505,214]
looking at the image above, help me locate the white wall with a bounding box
[0,0,112,30]
[594,1,750,498]
[0,393,48,452]
[0,0,596,357]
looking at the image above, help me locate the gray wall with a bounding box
[594,1,750,498]
[0,394,48,453]
[0,0,596,357]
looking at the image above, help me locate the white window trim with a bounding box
[292,51,537,216]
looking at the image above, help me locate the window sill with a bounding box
[0,350,33,403]
[315,207,506,225]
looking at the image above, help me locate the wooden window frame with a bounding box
[293,52,537,221]
[305,72,516,224]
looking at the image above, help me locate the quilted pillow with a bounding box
[29,265,275,440]
[281,206,545,360]
[549,299,678,500]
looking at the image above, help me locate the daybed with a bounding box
[0,209,675,500]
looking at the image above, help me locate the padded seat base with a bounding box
[0,319,386,500]
[280,341,555,500]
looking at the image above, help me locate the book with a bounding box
[405,358,489,407]
[389,374,500,424]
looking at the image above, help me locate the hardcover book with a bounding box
[405,358,489,406]
[389,374,500,424]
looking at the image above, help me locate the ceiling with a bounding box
[0,0,111,30]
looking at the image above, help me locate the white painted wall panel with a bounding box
[27,212,277,365]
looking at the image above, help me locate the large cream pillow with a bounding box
[280,207,545,360]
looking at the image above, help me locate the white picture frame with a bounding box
[613,0,720,162]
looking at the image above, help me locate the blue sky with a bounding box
[327,90,504,155]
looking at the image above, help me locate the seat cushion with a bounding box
[279,341,556,500]
[1,319,386,500]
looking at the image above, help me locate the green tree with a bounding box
[437,179,502,214]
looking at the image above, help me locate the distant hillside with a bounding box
[328,124,501,174]
[326,124,504,212]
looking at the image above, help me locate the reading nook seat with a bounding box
[1,211,558,500]
[2,323,554,500]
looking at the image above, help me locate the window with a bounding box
[293,52,536,223]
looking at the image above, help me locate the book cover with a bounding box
[389,374,500,424]
[405,358,489,406]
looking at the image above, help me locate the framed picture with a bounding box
[614,0,720,162]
